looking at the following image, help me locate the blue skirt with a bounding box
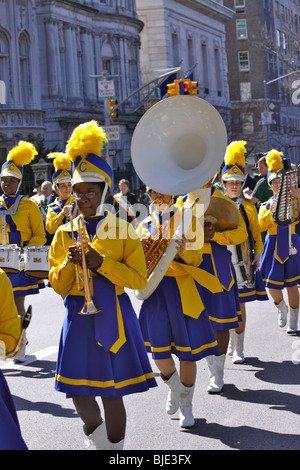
[0,371,28,450]
[198,247,242,330]
[139,276,220,361]
[259,234,300,289]
[238,269,269,303]
[55,293,157,398]
[8,270,45,296]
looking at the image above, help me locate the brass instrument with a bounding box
[68,205,81,291]
[6,305,32,359]
[275,165,300,256]
[76,216,101,315]
[131,95,231,299]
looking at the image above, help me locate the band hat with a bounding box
[65,120,112,187]
[47,152,72,186]
[266,149,284,184]
[1,141,37,180]
[221,140,247,182]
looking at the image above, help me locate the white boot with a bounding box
[287,307,299,334]
[206,354,226,394]
[232,331,245,364]
[227,330,234,356]
[85,422,110,450]
[109,439,124,450]
[179,384,195,428]
[276,299,288,327]
[162,370,181,415]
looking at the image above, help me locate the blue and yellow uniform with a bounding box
[137,207,219,362]
[50,208,156,398]
[258,196,300,289]
[46,194,76,235]
[198,187,248,329]
[230,198,268,303]
[0,268,28,450]
[0,193,46,296]
[46,152,76,236]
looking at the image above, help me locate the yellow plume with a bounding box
[7,141,38,166]
[224,140,247,167]
[66,120,108,162]
[47,152,71,171]
[266,149,284,171]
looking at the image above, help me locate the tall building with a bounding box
[223,0,300,165]
[0,0,144,189]
[136,0,234,128]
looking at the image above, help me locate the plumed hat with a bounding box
[221,140,247,182]
[65,120,112,188]
[265,149,284,184]
[1,141,37,180]
[48,152,72,186]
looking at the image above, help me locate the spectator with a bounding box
[113,179,138,224]
[243,153,273,209]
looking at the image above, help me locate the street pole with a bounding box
[263,69,299,149]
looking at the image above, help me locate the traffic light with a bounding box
[108,98,118,119]
[189,81,198,96]
[182,79,198,95]
[167,81,180,97]
[182,79,190,94]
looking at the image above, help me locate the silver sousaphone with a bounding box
[131,95,229,300]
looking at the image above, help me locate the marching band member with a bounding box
[136,189,220,428]
[49,121,157,450]
[0,268,28,449]
[221,141,268,364]
[46,152,77,235]
[258,150,300,333]
[195,183,248,393]
[0,141,46,362]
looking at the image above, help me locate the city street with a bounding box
[1,284,300,452]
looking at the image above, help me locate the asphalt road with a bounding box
[1,285,300,452]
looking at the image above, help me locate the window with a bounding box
[214,48,222,96]
[234,0,245,8]
[240,82,252,101]
[236,19,247,39]
[0,30,10,104]
[172,33,180,67]
[241,113,254,133]
[238,51,250,71]
[188,38,194,69]
[202,43,209,94]
[19,32,31,107]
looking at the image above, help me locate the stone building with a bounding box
[0,0,144,190]
[136,0,234,129]
[223,0,300,165]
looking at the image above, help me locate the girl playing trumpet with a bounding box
[46,153,78,236]
[49,121,156,450]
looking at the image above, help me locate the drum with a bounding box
[228,238,255,289]
[23,246,49,279]
[0,245,21,274]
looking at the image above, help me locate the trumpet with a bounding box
[70,215,101,315]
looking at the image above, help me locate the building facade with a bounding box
[0,0,144,190]
[223,0,300,165]
[136,0,234,129]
